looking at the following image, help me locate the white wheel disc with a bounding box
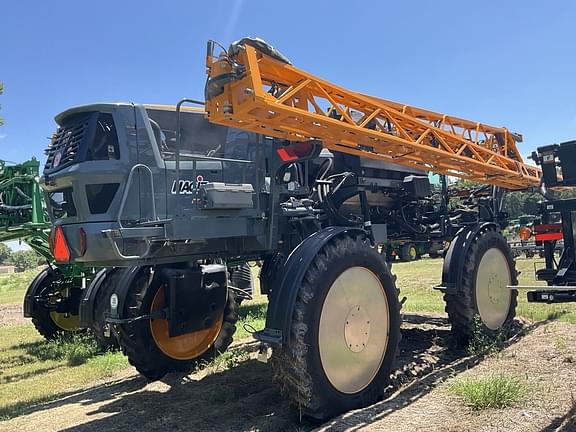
[475,248,512,330]
[318,267,389,394]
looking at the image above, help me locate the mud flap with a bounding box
[254,226,365,347]
[439,222,498,295]
[23,268,55,317]
[78,268,117,328]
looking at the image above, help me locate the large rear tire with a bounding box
[444,226,518,346]
[271,235,401,421]
[117,266,239,380]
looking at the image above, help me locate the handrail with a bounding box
[117,163,157,228]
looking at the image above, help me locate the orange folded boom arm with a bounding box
[205,40,540,191]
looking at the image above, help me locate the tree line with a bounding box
[0,243,43,272]
[453,179,576,220]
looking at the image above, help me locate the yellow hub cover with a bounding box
[49,311,81,331]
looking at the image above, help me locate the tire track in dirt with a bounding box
[1,313,575,432]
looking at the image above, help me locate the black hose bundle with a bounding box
[314,158,361,226]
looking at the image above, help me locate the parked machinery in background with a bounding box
[513,141,576,303]
[376,174,510,261]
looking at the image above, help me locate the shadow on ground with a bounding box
[540,401,576,432]
[320,314,572,432]
[2,313,557,432]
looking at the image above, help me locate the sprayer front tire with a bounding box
[444,226,517,346]
[271,235,401,421]
[399,243,418,262]
[90,268,121,350]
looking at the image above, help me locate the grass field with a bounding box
[0,270,267,420]
[0,327,128,420]
[0,256,575,421]
[394,257,576,323]
[0,270,38,305]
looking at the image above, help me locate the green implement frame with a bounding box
[0,158,91,340]
[0,157,82,277]
[0,158,52,259]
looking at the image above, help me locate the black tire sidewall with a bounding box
[400,243,417,261]
[123,267,195,372]
[91,268,121,350]
[303,240,401,415]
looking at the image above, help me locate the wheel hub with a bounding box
[475,248,512,330]
[487,273,505,304]
[49,311,80,331]
[344,305,371,353]
[318,266,389,394]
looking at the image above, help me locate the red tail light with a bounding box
[276,147,299,162]
[276,141,318,162]
[52,225,71,263]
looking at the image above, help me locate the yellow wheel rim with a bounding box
[49,311,81,331]
[149,286,223,360]
[409,246,417,259]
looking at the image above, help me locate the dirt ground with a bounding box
[0,304,27,327]
[1,313,575,432]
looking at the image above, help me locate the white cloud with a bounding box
[0,134,6,140]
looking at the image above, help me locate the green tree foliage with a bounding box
[451,179,483,190]
[505,189,576,219]
[0,243,12,264]
[451,179,544,219]
[12,250,40,272]
[559,189,576,200]
[504,191,541,219]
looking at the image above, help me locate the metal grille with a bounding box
[45,116,90,170]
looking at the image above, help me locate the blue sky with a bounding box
[1,0,575,165]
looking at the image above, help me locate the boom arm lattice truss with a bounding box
[205,40,540,190]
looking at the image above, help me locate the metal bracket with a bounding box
[252,328,282,347]
[106,163,165,260]
[118,163,158,227]
[433,283,457,294]
[508,285,576,291]
[105,308,168,325]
